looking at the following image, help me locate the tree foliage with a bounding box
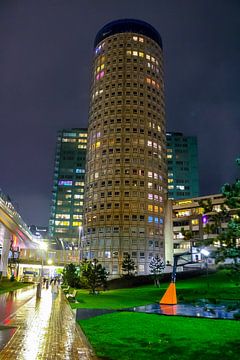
[62,263,80,288]
[81,258,108,294]
[121,254,135,277]
[149,255,165,287]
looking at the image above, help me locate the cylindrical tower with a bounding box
[84,19,167,276]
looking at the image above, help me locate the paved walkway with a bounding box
[0,288,97,359]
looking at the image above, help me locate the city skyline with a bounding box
[0,0,239,225]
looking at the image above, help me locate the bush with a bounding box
[233,311,240,320]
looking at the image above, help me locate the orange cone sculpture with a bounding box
[160,282,177,305]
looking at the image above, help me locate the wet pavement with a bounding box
[0,286,36,324]
[0,287,97,359]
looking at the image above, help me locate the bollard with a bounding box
[36,282,41,298]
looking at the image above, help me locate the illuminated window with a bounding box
[139,52,144,57]
[146,77,151,84]
[139,37,144,42]
[133,36,138,41]
[56,214,70,219]
[76,169,85,173]
[192,219,199,225]
[72,221,82,227]
[147,140,152,146]
[132,51,138,56]
[148,171,152,178]
[154,206,158,213]
[58,180,72,186]
[148,193,153,200]
[55,221,69,226]
[148,182,153,189]
[146,54,151,60]
[126,50,132,55]
[168,185,174,189]
[168,178,174,183]
[148,216,153,223]
[148,205,153,212]
[73,215,82,220]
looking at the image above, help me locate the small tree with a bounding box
[62,263,80,288]
[121,254,135,277]
[149,255,165,287]
[81,258,108,294]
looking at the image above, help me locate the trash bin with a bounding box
[36,282,41,298]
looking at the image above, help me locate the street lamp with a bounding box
[200,248,210,288]
[78,226,83,264]
[36,242,48,298]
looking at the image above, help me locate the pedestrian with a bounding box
[51,279,59,299]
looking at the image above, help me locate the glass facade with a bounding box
[49,128,87,248]
[83,19,167,276]
[167,132,199,200]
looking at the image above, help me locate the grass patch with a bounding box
[71,270,240,309]
[0,280,30,294]
[80,312,240,360]
[73,270,240,359]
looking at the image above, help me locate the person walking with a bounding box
[51,279,59,299]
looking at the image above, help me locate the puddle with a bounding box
[130,303,239,320]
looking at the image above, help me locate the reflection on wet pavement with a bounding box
[0,286,36,324]
[0,328,16,351]
[0,288,97,359]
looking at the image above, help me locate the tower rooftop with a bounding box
[94,19,162,49]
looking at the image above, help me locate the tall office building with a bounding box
[83,19,167,276]
[167,132,199,199]
[49,128,87,248]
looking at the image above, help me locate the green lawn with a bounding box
[0,280,30,294]
[73,270,240,360]
[80,312,240,360]
[72,270,240,309]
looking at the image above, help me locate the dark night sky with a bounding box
[0,0,239,226]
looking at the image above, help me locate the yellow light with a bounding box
[47,259,53,265]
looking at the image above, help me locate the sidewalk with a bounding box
[0,288,97,359]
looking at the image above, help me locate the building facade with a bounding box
[171,194,226,256]
[83,19,168,276]
[167,132,199,199]
[49,128,87,248]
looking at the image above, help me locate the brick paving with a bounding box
[0,288,97,359]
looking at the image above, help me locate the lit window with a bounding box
[58,180,72,186]
[126,50,132,55]
[132,51,138,56]
[148,216,153,223]
[148,193,153,200]
[146,54,151,60]
[154,206,158,213]
[148,171,152,178]
[139,37,144,42]
[72,221,82,227]
[148,182,153,189]
[192,219,199,225]
[146,77,151,84]
[139,52,144,57]
[147,140,152,146]
[154,217,159,224]
[133,36,138,41]
[148,205,153,212]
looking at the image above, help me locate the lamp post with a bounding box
[36,242,48,298]
[200,248,210,288]
[78,226,83,264]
